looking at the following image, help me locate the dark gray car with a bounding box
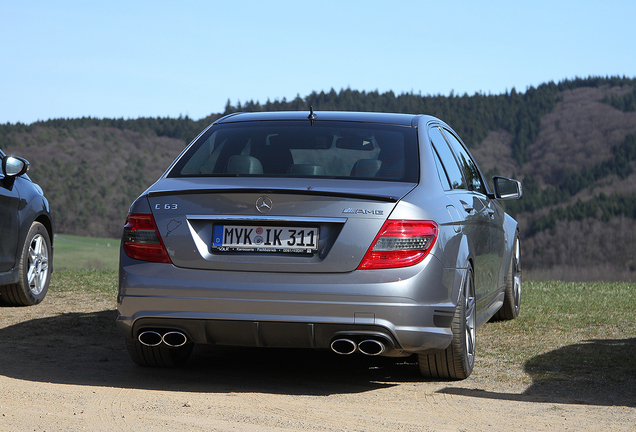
[116,111,522,379]
[0,149,53,306]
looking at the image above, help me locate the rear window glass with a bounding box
[168,121,418,182]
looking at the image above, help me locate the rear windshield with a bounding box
[167,120,419,182]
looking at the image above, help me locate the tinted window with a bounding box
[442,128,486,194]
[431,146,451,190]
[169,121,419,182]
[429,127,465,189]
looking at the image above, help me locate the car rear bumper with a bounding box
[116,254,465,355]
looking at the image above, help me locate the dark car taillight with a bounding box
[122,213,172,263]
[357,220,438,269]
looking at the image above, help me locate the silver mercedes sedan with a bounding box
[116,110,522,380]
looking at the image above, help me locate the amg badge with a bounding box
[342,208,383,215]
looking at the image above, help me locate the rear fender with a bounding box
[129,195,152,214]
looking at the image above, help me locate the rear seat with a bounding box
[287,164,326,176]
[226,155,263,174]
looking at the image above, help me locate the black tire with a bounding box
[0,221,51,306]
[125,337,193,368]
[493,236,521,321]
[418,266,476,380]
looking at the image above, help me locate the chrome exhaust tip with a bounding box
[331,338,357,355]
[162,331,188,347]
[358,339,386,356]
[138,330,188,347]
[138,330,163,347]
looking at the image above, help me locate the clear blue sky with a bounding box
[2,0,635,124]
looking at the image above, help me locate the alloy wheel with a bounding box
[27,233,50,296]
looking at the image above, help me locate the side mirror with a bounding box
[2,156,29,177]
[492,176,522,200]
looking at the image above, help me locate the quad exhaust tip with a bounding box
[138,330,188,348]
[138,331,386,354]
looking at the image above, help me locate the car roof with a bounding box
[214,111,436,127]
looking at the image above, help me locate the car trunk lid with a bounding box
[147,177,416,273]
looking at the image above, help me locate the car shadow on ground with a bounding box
[0,310,425,396]
[4,309,634,404]
[438,337,636,407]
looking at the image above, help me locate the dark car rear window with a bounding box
[167,121,419,182]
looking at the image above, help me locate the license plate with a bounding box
[212,225,319,253]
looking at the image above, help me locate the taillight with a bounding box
[122,213,172,263]
[357,220,438,269]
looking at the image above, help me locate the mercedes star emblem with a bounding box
[255,196,273,213]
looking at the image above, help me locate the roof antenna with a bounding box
[308,106,317,126]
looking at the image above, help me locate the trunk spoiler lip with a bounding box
[147,186,417,203]
[186,214,348,223]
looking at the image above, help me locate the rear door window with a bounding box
[441,128,487,195]
[428,126,465,190]
[431,145,452,190]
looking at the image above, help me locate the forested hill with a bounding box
[2,76,636,280]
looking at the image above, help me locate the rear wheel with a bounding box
[418,266,476,380]
[0,222,51,306]
[493,236,521,321]
[125,337,193,367]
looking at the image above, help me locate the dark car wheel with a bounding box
[493,236,521,321]
[418,265,476,380]
[125,337,193,367]
[0,221,51,306]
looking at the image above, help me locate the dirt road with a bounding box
[1,289,634,431]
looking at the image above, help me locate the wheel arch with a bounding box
[501,214,519,286]
[449,233,474,307]
[35,213,54,246]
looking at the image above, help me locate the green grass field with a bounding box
[53,234,120,271]
[478,280,636,381]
